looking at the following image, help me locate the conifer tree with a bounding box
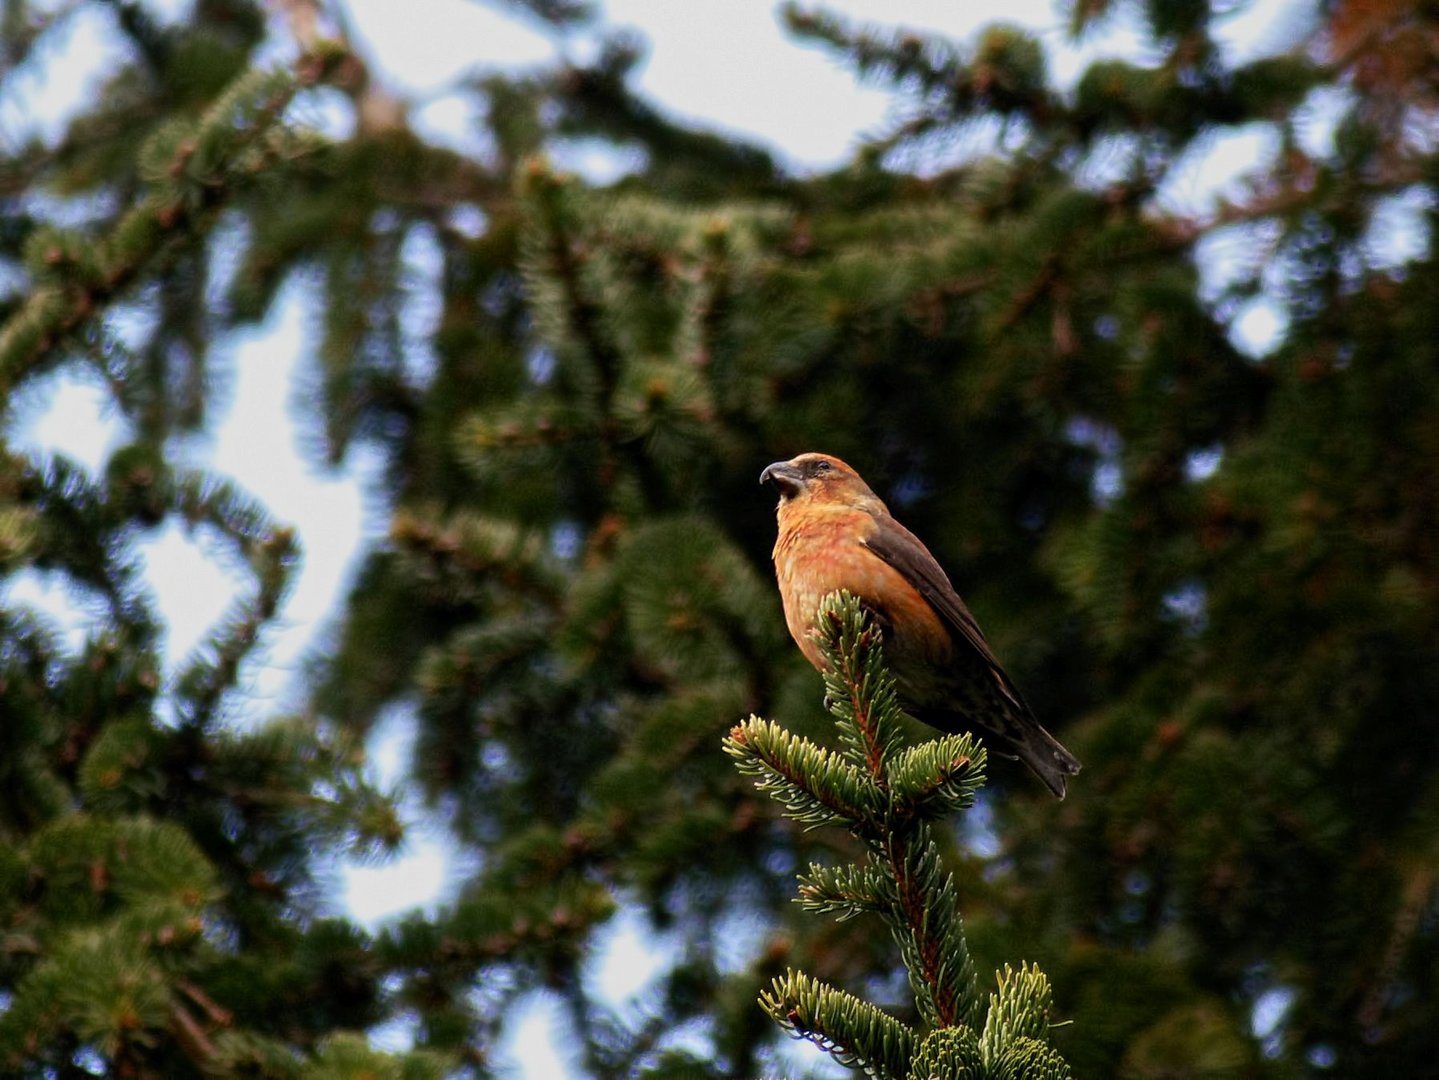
[0,37,443,1080]
[2,0,1437,1075]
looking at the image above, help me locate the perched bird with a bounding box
[760,452,1081,798]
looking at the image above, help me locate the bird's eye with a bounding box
[812,460,832,475]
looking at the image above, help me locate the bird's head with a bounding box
[759,453,885,512]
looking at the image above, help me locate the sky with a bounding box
[2,0,1327,1073]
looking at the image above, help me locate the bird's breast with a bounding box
[773,507,952,674]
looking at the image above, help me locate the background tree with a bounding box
[2,0,1436,1076]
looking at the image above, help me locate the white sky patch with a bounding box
[550,137,650,184]
[1229,297,1289,359]
[366,1008,422,1055]
[1211,0,1317,65]
[0,4,126,139]
[344,0,557,95]
[340,710,456,927]
[448,203,491,240]
[136,520,242,664]
[409,93,488,158]
[1156,123,1280,220]
[1294,85,1351,162]
[4,295,377,713]
[601,0,896,167]
[7,369,123,472]
[1364,188,1435,271]
[586,903,673,1003]
[0,569,106,653]
[712,906,775,978]
[288,84,360,142]
[1194,221,1282,302]
[364,706,417,788]
[343,839,451,925]
[338,0,1160,172]
[497,993,584,1080]
[1184,445,1224,483]
[195,286,384,709]
[399,223,445,386]
[962,792,1003,859]
[1252,985,1296,1040]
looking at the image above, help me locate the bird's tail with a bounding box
[1012,721,1082,799]
[915,706,1081,798]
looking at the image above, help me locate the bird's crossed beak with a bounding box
[759,459,805,498]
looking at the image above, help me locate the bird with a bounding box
[759,451,1081,798]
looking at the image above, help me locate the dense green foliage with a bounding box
[2,0,1436,1075]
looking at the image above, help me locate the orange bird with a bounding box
[760,452,1081,798]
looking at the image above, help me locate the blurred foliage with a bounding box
[1,0,1437,1075]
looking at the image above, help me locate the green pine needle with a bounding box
[989,1037,1075,1080]
[761,968,915,1079]
[725,717,881,829]
[887,735,987,819]
[909,1026,986,1080]
[981,962,1057,1067]
[814,590,908,777]
[796,861,886,920]
[884,822,982,1031]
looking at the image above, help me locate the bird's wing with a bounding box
[860,515,1022,699]
[861,511,1080,797]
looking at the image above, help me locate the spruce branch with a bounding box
[817,589,906,780]
[909,1026,985,1080]
[730,592,1073,1076]
[17,452,158,638]
[166,473,300,728]
[979,963,1059,1067]
[989,1039,1074,1080]
[515,159,678,504]
[0,49,347,398]
[518,159,628,460]
[724,717,881,830]
[882,820,980,1031]
[781,5,1055,122]
[888,735,986,819]
[796,862,885,921]
[761,968,916,1078]
[389,507,567,603]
